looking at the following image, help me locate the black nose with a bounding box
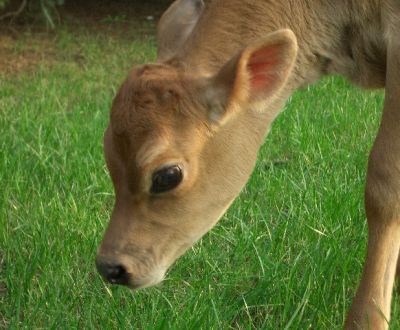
[96,258,130,285]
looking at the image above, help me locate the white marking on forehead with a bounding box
[136,138,170,168]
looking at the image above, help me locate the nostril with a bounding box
[96,259,129,286]
[106,265,127,284]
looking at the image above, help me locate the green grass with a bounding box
[1,27,399,329]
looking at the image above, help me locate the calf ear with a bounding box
[157,0,205,62]
[204,29,298,124]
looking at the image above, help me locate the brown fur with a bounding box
[96,0,400,328]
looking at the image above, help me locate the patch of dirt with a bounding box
[0,0,171,76]
[59,0,170,37]
[63,0,170,23]
[0,33,58,75]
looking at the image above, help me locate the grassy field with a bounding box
[1,22,399,329]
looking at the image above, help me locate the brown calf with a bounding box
[96,0,400,328]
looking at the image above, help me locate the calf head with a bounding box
[96,29,298,289]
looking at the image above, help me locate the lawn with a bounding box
[1,19,399,329]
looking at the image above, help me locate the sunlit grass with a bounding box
[1,26,398,329]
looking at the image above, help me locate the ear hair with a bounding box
[204,29,298,125]
[202,53,244,125]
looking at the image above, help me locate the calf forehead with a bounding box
[110,65,206,137]
[107,65,209,168]
[111,70,178,131]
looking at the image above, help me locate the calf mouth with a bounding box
[95,254,166,289]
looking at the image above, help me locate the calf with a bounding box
[96,0,400,328]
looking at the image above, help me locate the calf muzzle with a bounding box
[95,256,130,286]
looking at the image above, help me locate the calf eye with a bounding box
[151,165,183,194]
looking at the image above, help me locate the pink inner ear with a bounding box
[247,46,280,95]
